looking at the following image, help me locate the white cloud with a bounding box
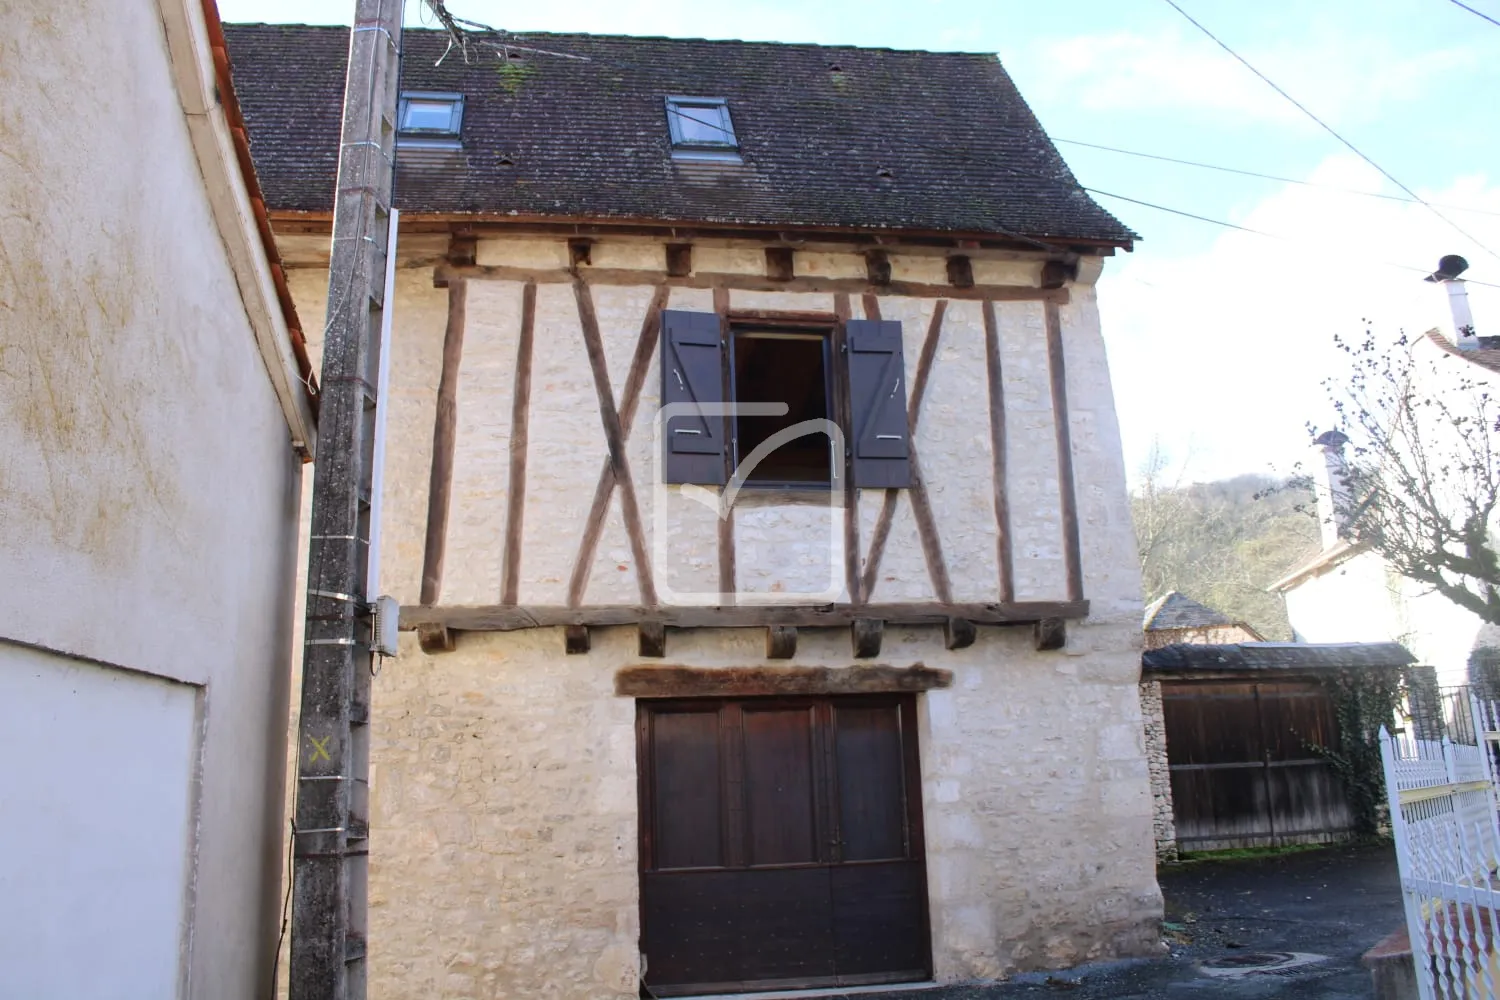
[1018,28,1477,128]
[1101,155,1500,484]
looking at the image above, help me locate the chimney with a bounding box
[1426,253,1478,349]
[1312,430,1352,550]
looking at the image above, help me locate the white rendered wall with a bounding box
[0,646,200,998]
[0,3,305,997]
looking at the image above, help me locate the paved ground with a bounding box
[890,842,1406,999]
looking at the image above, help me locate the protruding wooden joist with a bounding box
[565,624,591,655]
[766,626,798,659]
[568,237,593,270]
[416,622,455,654]
[409,600,1089,632]
[1034,617,1067,651]
[852,618,884,658]
[944,618,977,650]
[864,249,891,285]
[1040,259,1077,289]
[638,621,666,658]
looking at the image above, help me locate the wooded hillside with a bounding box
[1133,473,1320,640]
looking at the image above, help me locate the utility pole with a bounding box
[290,1,401,997]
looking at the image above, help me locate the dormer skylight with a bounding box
[665,96,739,160]
[398,91,464,139]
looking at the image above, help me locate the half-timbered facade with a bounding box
[228,23,1162,997]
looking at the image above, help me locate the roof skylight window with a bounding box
[665,97,738,150]
[398,91,465,137]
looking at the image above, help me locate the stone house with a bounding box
[0,1,317,997]
[227,24,1162,997]
[1142,591,1264,650]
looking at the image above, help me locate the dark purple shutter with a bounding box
[661,310,728,485]
[846,319,913,489]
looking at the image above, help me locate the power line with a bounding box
[1088,187,1500,288]
[1052,137,1500,219]
[1162,0,1500,263]
[1448,0,1500,27]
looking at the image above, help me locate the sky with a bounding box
[218,0,1500,485]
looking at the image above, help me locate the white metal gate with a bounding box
[1381,698,1500,998]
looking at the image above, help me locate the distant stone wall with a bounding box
[1139,680,1178,862]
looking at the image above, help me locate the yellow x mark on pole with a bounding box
[307,735,333,764]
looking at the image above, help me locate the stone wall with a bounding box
[1138,680,1178,862]
[365,621,1163,997]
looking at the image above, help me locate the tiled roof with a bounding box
[221,24,1136,245]
[1423,328,1500,375]
[1143,641,1416,673]
[1143,592,1234,631]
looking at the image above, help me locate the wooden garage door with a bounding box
[1163,681,1354,851]
[637,695,931,996]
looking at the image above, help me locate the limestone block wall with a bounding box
[1139,680,1178,862]
[364,621,1162,998]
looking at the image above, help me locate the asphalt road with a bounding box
[875,842,1405,1000]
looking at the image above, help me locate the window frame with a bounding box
[664,95,739,151]
[397,91,466,138]
[726,326,838,492]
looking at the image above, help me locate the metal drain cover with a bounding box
[1198,952,1328,979]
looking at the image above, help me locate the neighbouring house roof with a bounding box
[1143,592,1233,631]
[221,24,1136,246]
[1143,641,1415,674]
[1423,327,1500,375]
[1268,537,1363,593]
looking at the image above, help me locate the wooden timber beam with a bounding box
[615,664,953,699]
[431,263,1070,304]
[766,626,797,659]
[405,600,1088,633]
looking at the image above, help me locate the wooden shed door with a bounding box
[638,695,930,996]
[1162,681,1354,851]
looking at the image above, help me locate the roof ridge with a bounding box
[220,21,1000,58]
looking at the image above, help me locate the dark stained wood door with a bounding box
[638,695,930,996]
[1162,681,1354,851]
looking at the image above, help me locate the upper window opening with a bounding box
[665,96,738,150]
[398,92,465,137]
[731,330,831,487]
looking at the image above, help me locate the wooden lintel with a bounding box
[852,619,884,658]
[565,624,591,654]
[406,601,1089,633]
[766,626,797,659]
[614,663,953,699]
[431,263,1070,304]
[944,618,977,651]
[1034,617,1067,651]
[638,621,666,658]
[727,309,838,326]
[416,622,455,654]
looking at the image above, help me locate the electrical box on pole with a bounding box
[290,1,402,997]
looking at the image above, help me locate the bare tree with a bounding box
[1321,327,1500,625]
